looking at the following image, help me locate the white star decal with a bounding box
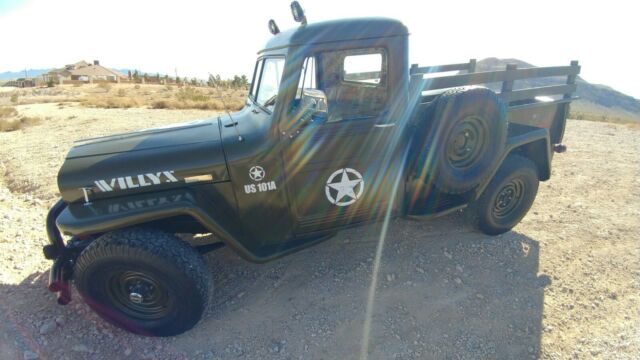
[249,166,265,182]
[325,168,364,206]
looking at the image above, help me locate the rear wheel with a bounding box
[467,155,539,235]
[74,228,212,336]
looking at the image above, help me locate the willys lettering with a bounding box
[94,171,179,192]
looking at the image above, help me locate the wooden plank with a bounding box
[510,65,580,80]
[415,65,580,91]
[564,60,579,99]
[410,59,476,76]
[501,84,577,102]
[501,63,518,93]
[410,62,470,75]
[468,59,477,73]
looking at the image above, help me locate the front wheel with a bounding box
[73,228,212,336]
[467,155,539,235]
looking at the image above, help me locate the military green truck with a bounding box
[43,2,579,336]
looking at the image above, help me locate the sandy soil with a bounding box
[0,103,638,360]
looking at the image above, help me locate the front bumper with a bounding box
[43,199,86,305]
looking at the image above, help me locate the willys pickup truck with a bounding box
[43,2,580,336]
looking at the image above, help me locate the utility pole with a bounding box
[24,68,28,79]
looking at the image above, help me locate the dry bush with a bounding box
[98,82,112,92]
[0,106,17,118]
[82,95,140,109]
[0,115,41,132]
[152,87,245,111]
[570,110,639,125]
[152,99,227,110]
[176,87,208,102]
[77,83,246,110]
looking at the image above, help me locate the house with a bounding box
[43,60,126,83]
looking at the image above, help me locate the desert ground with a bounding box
[0,85,638,360]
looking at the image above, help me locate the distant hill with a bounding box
[0,68,50,80]
[477,58,640,122]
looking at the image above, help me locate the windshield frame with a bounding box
[248,55,286,114]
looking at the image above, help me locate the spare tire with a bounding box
[426,87,507,194]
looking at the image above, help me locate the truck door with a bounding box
[283,49,402,234]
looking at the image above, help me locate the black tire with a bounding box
[73,228,212,336]
[428,87,507,194]
[467,155,539,235]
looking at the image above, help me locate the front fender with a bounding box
[55,185,258,261]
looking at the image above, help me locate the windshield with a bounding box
[252,57,285,112]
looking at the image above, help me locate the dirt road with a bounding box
[0,104,638,359]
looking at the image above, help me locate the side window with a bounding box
[255,58,285,111]
[296,57,317,99]
[249,59,263,101]
[319,48,387,123]
[343,53,382,85]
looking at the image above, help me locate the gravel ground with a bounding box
[0,103,638,360]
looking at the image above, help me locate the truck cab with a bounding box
[221,17,410,255]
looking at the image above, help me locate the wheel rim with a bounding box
[446,116,488,170]
[105,270,171,320]
[493,178,526,219]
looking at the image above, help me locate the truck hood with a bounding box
[58,118,230,203]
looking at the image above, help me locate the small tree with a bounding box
[133,70,139,80]
[127,70,132,80]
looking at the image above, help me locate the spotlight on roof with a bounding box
[268,19,280,35]
[290,1,307,26]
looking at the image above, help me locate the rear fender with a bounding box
[473,124,551,201]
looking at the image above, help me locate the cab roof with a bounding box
[260,17,408,53]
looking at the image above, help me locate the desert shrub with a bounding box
[152,97,244,111]
[176,87,208,102]
[10,93,18,103]
[82,96,140,109]
[0,115,41,132]
[98,82,112,92]
[0,106,17,118]
[134,84,141,89]
[117,88,127,97]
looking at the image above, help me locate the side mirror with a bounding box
[301,89,328,121]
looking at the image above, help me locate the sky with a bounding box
[0,0,637,98]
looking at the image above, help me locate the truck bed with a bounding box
[410,59,580,145]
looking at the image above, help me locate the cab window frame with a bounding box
[249,55,286,114]
[340,47,388,88]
